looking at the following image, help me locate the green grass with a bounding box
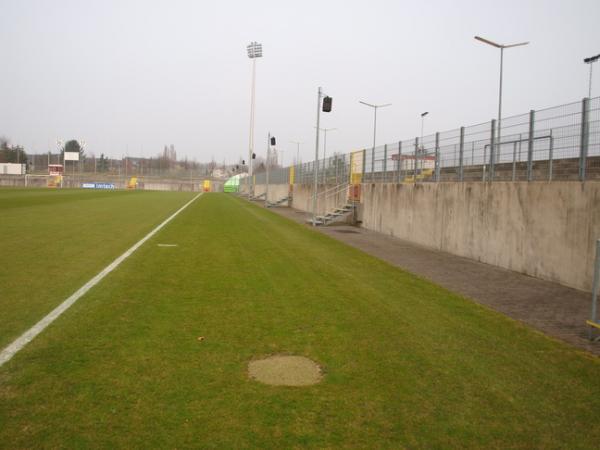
[1,192,599,449]
[0,188,195,349]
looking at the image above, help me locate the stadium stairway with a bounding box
[307,202,356,226]
[306,182,357,226]
[266,196,291,208]
[249,192,266,200]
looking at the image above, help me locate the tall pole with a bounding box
[498,46,504,160]
[323,130,328,184]
[475,36,528,163]
[312,87,322,226]
[249,57,256,187]
[372,107,378,151]
[314,128,336,184]
[590,63,594,99]
[289,141,303,165]
[360,101,391,152]
[265,132,270,207]
[420,112,428,177]
[584,54,600,98]
[246,41,262,195]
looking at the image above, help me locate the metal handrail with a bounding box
[316,181,349,198]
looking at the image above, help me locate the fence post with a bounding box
[361,149,366,183]
[590,240,600,340]
[383,144,388,183]
[489,119,496,182]
[335,154,338,185]
[435,132,440,182]
[527,110,535,182]
[512,142,517,181]
[548,130,554,182]
[397,141,402,183]
[371,146,375,183]
[579,97,589,182]
[459,126,465,182]
[414,137,419,184]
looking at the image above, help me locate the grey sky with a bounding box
[1,0,599,164]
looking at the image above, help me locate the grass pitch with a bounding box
[0,188,195,349]
[1,192,599,448]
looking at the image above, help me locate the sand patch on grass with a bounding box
[248,355,323,386]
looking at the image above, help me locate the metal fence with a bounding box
[257,97,600,185]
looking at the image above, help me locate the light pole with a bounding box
[312,87,323,225]
[316,127,337,162]
[584,54,600,98]
[311,89,333,225]
[57,139,64,188]
[315,127,337,183]
[79,140,86,184]
[246,41,263,194]
[420,112,429,148]
[474,35,529,159]
[265,134,275,207]
[359,100,391,151]
[289,141,303,165]
[417,112,429,177]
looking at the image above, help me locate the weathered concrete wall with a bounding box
[250,184,289,204]
[291,183,349,217]
[360,181,600,292]
[247,183,351,222]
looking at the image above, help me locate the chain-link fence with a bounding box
[258,97,600,186]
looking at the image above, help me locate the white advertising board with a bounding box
[0,163,26,175]
[64,152,80,161]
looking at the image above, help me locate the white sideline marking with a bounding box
[0,193,203,367]
[157,244,178,247]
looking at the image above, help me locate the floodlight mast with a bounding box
[584,54,600,98]
[246,41,263,194]
[474,36,529,164]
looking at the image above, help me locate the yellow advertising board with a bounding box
[350,150,364,185]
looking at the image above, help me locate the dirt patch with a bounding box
[248,355,323,386]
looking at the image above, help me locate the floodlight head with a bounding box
[584,54,600,64]
[421,111,429,117]
[504,41,529,49]
[360,100,391,109]
[247,41,263,59]
[475,35,502,48]
[475,35,529,49]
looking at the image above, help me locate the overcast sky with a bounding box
[1,0,599,164]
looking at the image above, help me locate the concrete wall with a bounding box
[360,181,600,292]
[291,183,350,217]
[259,184,290,204]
